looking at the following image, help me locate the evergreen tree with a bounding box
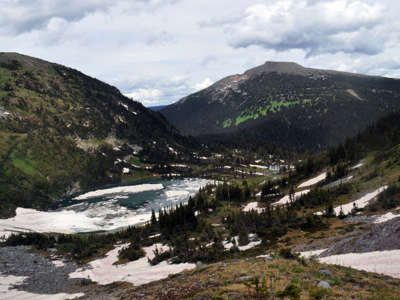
[238,226,249,246]
[151,209,157,226]
[338,206,346,219]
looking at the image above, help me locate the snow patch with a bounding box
[351,162,364,170]
[298,172,327,188]
[319,250,400,279]
[374,211,400,224]
[170,164,188,168]
[243,202,264,213]
[0,274,84,300]
[223,235,261,251]
[299,249,327,259]
[346,89,363,100]
[69,243,195,286]
[74,183,164,200]
[273,190,310,206]
[333,186,387,215]
[249,164,269,169]
[167,146,178,155]
[165,190,190,201]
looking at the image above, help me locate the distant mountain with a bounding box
[0,52,195,216]
[148,105,167,111]
[162,61,400,150]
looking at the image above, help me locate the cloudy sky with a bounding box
[1,0,400,106]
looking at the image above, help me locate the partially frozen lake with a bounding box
[0,178,211,237]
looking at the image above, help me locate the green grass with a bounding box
[130,156,143,166]
[11,156,37,176]
[222,118,232,128]
[222,98,313,128]
[122,169,156,182]
[235,114,258,126]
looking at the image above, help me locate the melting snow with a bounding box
[0,179,211,237]
[334,186,387,215]
[273,190,310,206]
[223,234,261,251]
[374,211,400,224]
[319,250,400,279]
[167,146,178,154]
[242,202,264,213]
[0,274,84,300]
[69,243,195,286]
[74,183,164,200]
[0,207,152,236]
[249,164,269,169]
[299,249,327,259]
[170,164,189,168]
[297,173,327,188]
[300,248,400,278]
[351,162,364,170]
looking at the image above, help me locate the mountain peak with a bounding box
[244,61,307,77]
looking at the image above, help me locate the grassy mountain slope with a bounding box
[0,52,195,216]
[162,61,400,151]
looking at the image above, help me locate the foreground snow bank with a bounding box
[298,173,327,188]
[299,248,400,279]
[0,274,83,300]
[319,250,400,279]
[69,243,195,286]
[74,183,164,200]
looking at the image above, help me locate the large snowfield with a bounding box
[0,179,211,239]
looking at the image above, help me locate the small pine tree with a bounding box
[338,206,346,219]
[151,209,157,226]
[238,227,249,246]
[325,203,335,218]
[289,186,295,203]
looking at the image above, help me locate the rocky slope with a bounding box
[320,217,400,257]
[162,61,400,150]
[0,52,195,216]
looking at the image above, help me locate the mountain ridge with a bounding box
[162,61,400,150]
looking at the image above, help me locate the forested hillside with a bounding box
[0,53,196,217]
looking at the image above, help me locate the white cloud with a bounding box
[194,78,213,91]
[125,88,162,106]
[227,0,386,56]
